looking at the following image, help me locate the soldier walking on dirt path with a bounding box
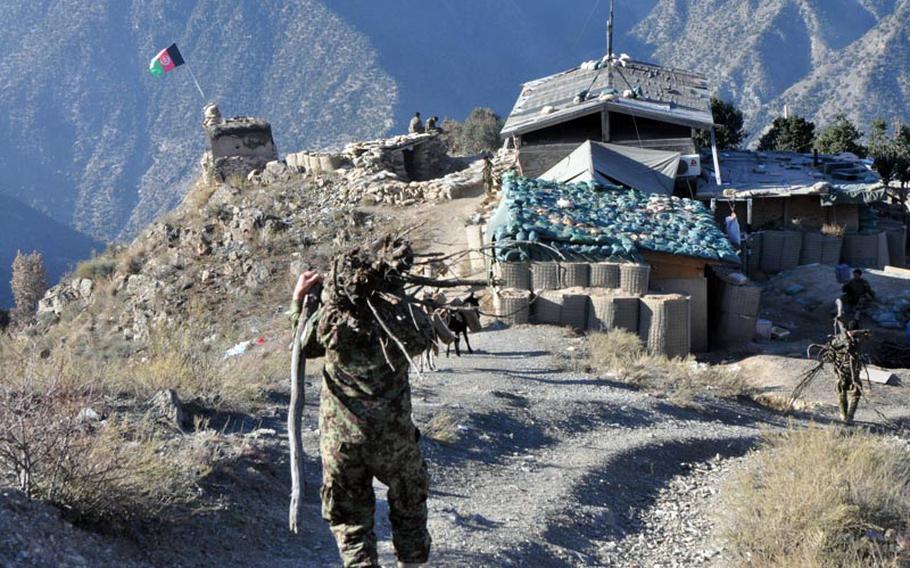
[290,263,432,568]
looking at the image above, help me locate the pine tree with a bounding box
[694,96,746,150]
[456,108,504,155]
[10,250,48,326]
[757,115,816,153]
[814,114,866,157]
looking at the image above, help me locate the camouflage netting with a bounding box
[489,174,739,264]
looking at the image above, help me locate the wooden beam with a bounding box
[601,110,611,142]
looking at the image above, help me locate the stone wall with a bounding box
[202,105,277,183]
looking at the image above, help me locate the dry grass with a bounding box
[822,223,847,237]
[587,329,750,403]
[722,427,910,567]
[0,374,201,532]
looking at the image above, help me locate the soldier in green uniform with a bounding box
[290,265,433,568]
[829,329,869,424]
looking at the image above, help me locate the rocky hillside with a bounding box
[634,0,910,142]
[34,135,489,347]
[0,0,397,243]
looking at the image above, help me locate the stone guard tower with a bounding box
[201,103,277,183]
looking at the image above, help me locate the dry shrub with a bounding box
[822,223,847,237]
[184,178,219,210]
[74,256,117,281]
[0,378,198,532]
[723,427,910,567]
[424,412,462,444]
[587,329,750,402]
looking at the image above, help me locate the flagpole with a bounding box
[183,60,207,102]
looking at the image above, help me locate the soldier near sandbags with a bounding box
[290,239,435,568]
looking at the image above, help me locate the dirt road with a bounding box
[7,325,810,568]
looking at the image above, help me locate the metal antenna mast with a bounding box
[607,0,614,59]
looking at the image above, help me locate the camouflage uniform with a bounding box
[482,159,494,195]
[829,332,865,423]
[297,297,433,567]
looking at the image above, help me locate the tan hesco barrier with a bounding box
[494,289,530,325]
[760,231,802,273]
[499,261,530,290]
[885,227,907,268]
[651,277,708,353]
[559,293,588,329]
[842,232,890,269]
[799,232,843,266]
[533,290,562,324]
[746,232,762,276]
[718,283,762,317]
[590,262,620,288]
[587,294,639,333]
[715,311,757,346]
[306,154,321,174]
[560,262,590,288]
[286,153,299,170]
[620,263,650,296]
[638,294,691,358]
[531,262,560,291]
[319,154,336,173]
[464,225,486,276]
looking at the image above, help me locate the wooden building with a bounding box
[500,55,719,186]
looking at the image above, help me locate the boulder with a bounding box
[147,389,192,432]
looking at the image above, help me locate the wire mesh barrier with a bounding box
[587,294,639,333]
[760,230,803,274]
[590,262,621,288]
[560,262,591,288]
[493,289,530,325]
[842,232,890,269]
[499,261,530,290]
[530,262,561,291]
[620,263,650,296]
[799,232,843,266]
[639,294,691,358]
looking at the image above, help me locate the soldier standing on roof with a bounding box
[290,263,432,568]
[408,112,424,134]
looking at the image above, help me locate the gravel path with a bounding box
[390,325,789,567]
[4,325,796,567]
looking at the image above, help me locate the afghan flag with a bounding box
[149,43,185,77]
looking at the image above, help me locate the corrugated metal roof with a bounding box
[501,57,714,137]
[698,150,883,199]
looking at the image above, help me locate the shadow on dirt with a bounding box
[531,435,756,560]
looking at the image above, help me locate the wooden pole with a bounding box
[288,287,319,533]
[711,128,723,185]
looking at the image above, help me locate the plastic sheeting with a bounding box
[820,185,887,205]
[539,141,681,196]
[490,173,740,264]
